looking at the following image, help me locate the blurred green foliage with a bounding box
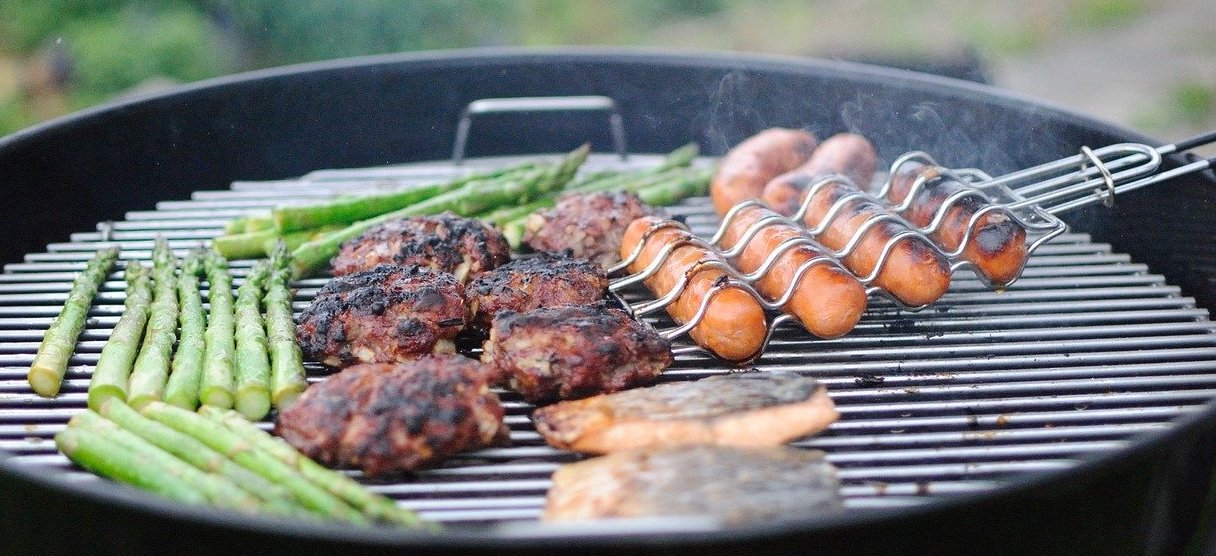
[0,0,727,135]
[0,0,123,52]
[63,6,234,106]
[207,0,516,65]
[1133,80,1216,131]
[0,0,1208,143]
[1067,0,1146,29]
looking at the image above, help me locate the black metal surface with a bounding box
[2,48,1216,555]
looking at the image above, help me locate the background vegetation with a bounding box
[1,0,1212,146]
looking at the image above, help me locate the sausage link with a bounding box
[888,161,1028,286]
[621,217,768,362]
[718,205,867,338]
[762,133,879,216]
[799,180,952,307]
[711,128,818,216]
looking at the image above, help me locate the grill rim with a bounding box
[2,47,1215,553]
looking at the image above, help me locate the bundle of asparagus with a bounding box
[57,399,428,527]
[212,143,711,279]
[83,239,304,414]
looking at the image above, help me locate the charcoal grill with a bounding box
[2,49,1216,555]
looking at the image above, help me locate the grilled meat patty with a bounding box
[297,264,467,367]
[481,303,672,403]
[275,355,509,476]
[533,372,838,454]
[523,191,659,269]
[543,445,842,524]
[466,254,608,329]
[332,212,510,281]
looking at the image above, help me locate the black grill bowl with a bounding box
[2,48,1215,555]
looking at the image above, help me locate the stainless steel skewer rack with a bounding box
[608,130,1216,361]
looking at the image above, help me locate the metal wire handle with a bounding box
[607,130,1216,361]
[883,130,1216,214]
[451,96,629,164]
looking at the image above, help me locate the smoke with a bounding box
[840,92,1051,178]
[701,69,760,155]
[697,65,1076,181]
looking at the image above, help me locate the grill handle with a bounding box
[451,95,628,164]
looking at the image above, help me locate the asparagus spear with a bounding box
[163,250,206,410]
[635,167,713,205]
[140,401,367,524]
[262,225,341,256]
[502,219,528,250]
[477,167,622,225]
[64,410,264,513]
[199,406,430,528]
[200,250,236,409]
[271,162,538,233]
[87,260,153,411]
[224,215,274,235]
[265,244,308,409]
[533,140,696,204]
[492,165,697,227]
[233,260,272,420]
[127,238,179,410]
[97,399,302,516]
[387,149,580,221]
[481,196,559,226]
[290,144,590,278]
[492,144,701,246]
[28,246,120,397]
[213,229,279,260]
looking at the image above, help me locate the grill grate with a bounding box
[2,153,1216,528]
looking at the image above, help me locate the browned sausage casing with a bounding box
[718,205,867,338]
[888,161,1028,286]
[798,180,952,307]
[621,216,768,362]
[762,133,879,216]
[711,128,818,216]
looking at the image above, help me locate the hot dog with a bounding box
[762,133,879,216]
[711,128,818,216]
[887,161,1028,286]
[797,179,952,307]
[717,205,868,338]
[621,217,768,362]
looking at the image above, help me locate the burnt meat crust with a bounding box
[481,303,672,403]
[523,191,659,268]
[296,264,467,367]
[332,213,510,281]
[274,356,510,477]
[466,253,608,329]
